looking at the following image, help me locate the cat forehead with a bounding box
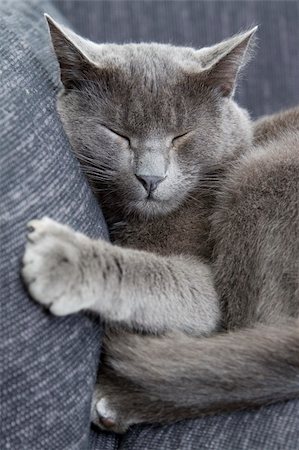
[85,42,204,72]
[47,16,257,100]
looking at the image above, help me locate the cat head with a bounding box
[46,15,256,218]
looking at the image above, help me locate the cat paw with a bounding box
[22,217,95,316]
[95,398,119,430]
[91,394,130,434]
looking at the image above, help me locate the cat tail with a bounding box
[102,321,299,422]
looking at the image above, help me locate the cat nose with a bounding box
[135,175,165,194]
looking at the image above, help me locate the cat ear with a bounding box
[197,27,257,97]
[45,14,98,88]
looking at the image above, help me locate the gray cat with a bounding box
[22,15,299,433]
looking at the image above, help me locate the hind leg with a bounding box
[212,143,299,329]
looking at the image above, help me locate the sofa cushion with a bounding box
[0,1,116,448]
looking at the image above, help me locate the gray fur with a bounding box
[22,16,299,433]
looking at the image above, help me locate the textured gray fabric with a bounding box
[1,1,299,449]
[0,1,118,448]
[120,401,299,450]
[54,0,299,119]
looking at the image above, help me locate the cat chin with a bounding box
[127,198,180,218]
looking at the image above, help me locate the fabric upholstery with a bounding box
[0,1,116,448]
[120,401,299,450]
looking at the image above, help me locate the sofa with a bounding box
[1,1,299,449]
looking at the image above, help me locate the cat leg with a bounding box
[22,217,219,335]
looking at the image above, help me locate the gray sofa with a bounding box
[1,1,299,449]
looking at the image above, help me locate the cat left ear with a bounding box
[197,27,258,97]
[45,14,98,88]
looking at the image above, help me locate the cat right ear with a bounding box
[197,27,257,97]
[45,14,97,88]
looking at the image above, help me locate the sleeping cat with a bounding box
[22,15,299,433]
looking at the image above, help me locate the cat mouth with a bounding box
[145,195,156,202]
[142,196,172,209]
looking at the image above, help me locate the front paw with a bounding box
[22,217,95,316]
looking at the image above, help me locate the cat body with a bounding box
[22,16,299,433]
[92,109,299,431]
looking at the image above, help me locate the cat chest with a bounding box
[111,217,210,259]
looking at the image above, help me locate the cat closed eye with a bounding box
[103,125,130,144]
[172,132,190,144]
